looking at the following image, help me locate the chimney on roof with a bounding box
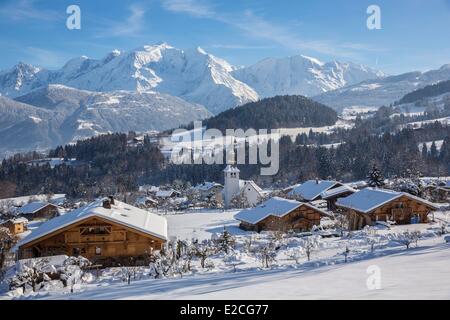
[316,178,319,184]
[103,199,111,209]
[108,196,115,205]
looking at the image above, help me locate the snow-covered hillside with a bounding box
[0,44,258,115]
[0,85,211,157]
[233,55,384,98]
[315,65,450,112]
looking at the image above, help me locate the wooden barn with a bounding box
[17,197,167,266]
[17,202,59,220]
[0,217,28,235]
[320,185,357,211]
[288,180,344,202]
[235,197,330,233]
[336,188,438,230]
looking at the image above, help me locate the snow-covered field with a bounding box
[2,209,449,300]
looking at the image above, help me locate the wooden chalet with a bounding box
[336,188,438,230]
[288,180,344,202]
[17,202,59,220]
[320,185,357,211]
[0,217,28,235]
[235,197,330,233]
[17,197,167,266]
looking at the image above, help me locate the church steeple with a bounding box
[223,136,240,208]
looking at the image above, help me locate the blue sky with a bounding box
[1,0,450,74]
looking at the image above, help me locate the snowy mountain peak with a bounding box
[0,43,259,114]
[299,54,325,67]
[232,53,384,98]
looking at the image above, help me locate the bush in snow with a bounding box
[214,227,235,254]
[193,240,217,269]
[302,236,321,262]
[343,246,351,263]
[223,251,245,272]
[0,227,17,277]
[148,245,178,279]
[332,212,350,237]
[121,266,141,285]
[255,240,278,269]
[9,258,55,293]
[243,232,258,253]
[389,230,422,249]
[9,256,92,294]
[286,247,305,264]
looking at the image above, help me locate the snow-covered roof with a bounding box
[10,217,29,224]
[336,188,439,214]
[320,185,357,200]
[19,199,167,247]
[235,197,329,225]
[136,196,158,205]
[288,180,342,201]
[194,182,223,191]
[156,190,178,198]
[17,201,57,214]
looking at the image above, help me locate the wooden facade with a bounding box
[18,216,165,265]
[324,190,355,211]
[344,195,435,230]
[21,204,59,220]
[239,204,325,233]
[1,220,26,235]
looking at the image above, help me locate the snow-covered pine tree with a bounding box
[216,227,235,254]
[367,164,385,188]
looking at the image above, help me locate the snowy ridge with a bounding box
[0,84,211,157]
[233,55,384,98]
[315,65,450,111]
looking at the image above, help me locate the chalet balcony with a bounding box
[391,208,413,219]
[80,234,114,243]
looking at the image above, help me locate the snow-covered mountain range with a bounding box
[0,85,211,157]
[314,64,450,112]
[233,55,385,98]
[3,42,450,157]
[0,43,259,115]
[0,43,384,114]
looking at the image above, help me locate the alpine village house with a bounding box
[336,188,439,230]
[235,197,330,232]
[17,197,167,266]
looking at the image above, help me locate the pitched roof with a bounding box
[336,188,438,214]
[155,190,178,198]
[288,180,342,201]
[19,199,167,247]
[224,165,240,173]
[17,202,57,214]
[320,185,357,200]
[194,182,223,191]
[240,180,264,195]
[235,197,329,225]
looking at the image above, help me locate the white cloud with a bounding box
[25,47,69,69]
[161,0,214,17]
[208,44,275,50]
[95,4,147,38]
[0,0,60,21]
[160,0,384,59]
